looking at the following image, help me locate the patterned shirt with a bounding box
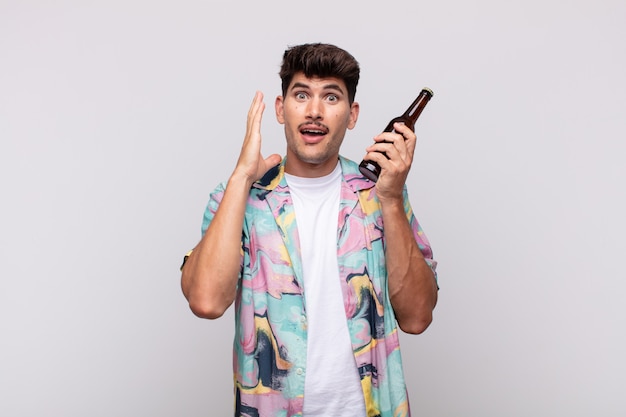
[201,156,437,417]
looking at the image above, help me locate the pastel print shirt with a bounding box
[201,156,437,417]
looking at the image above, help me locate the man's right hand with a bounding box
[181,91,281,319]
[232,91,282,185]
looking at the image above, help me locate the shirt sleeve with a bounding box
[200,182,227,236]
[403,186,438,283]
[199,181,245,283]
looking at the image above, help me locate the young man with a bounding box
[181,43,438,417]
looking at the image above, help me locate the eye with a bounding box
[295,92,307,100]
[326,94,338,102]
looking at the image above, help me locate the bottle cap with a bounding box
[422,87,434,97]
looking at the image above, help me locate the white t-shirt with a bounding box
[285,163,366,417]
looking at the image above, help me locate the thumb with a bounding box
[263,154,282,170]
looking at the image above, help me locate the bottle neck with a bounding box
[402,92,432,126]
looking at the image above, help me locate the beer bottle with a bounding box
[358,88,434,182]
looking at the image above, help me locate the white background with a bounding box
[1,1,625,416]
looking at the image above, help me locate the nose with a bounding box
[306,97,323,120]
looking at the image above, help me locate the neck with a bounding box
[284,156,340,178]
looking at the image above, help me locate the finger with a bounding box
[263,153,283,171]
[365,139,411,178]
[246,92,264,134]
[368,134,405,161]
[244,92,265,150]
[363,149,389,171]
[372,131,401,144]
[251,100,265,135]
[248,91,263,117]
[392,122,416,158]
[366,141,398,159]
[367,149,404,185]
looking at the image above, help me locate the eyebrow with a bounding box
[290,81,346,95]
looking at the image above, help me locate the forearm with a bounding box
[381,198,438,334]
[181,173,252,319]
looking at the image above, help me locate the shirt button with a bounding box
[296,368,303,375]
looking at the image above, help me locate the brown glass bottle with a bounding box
[358,88,434,182]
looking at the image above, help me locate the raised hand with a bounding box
[232,91,282,185]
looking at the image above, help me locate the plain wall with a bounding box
[1,0,625,416]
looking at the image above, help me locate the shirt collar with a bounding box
[253,156,376,193]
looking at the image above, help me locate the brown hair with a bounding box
[279,43,360,104]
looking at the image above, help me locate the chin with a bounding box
[299,153,332,166]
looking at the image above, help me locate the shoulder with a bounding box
[338,156,376,192]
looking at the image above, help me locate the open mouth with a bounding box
[300,128,326,135]
[299,123,329,142]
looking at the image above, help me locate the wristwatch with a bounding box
[180,250,193,271]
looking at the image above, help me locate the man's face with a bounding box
[275,72,359,177]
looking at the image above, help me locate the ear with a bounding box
[347,101,360,130]
[275,95,285,124]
